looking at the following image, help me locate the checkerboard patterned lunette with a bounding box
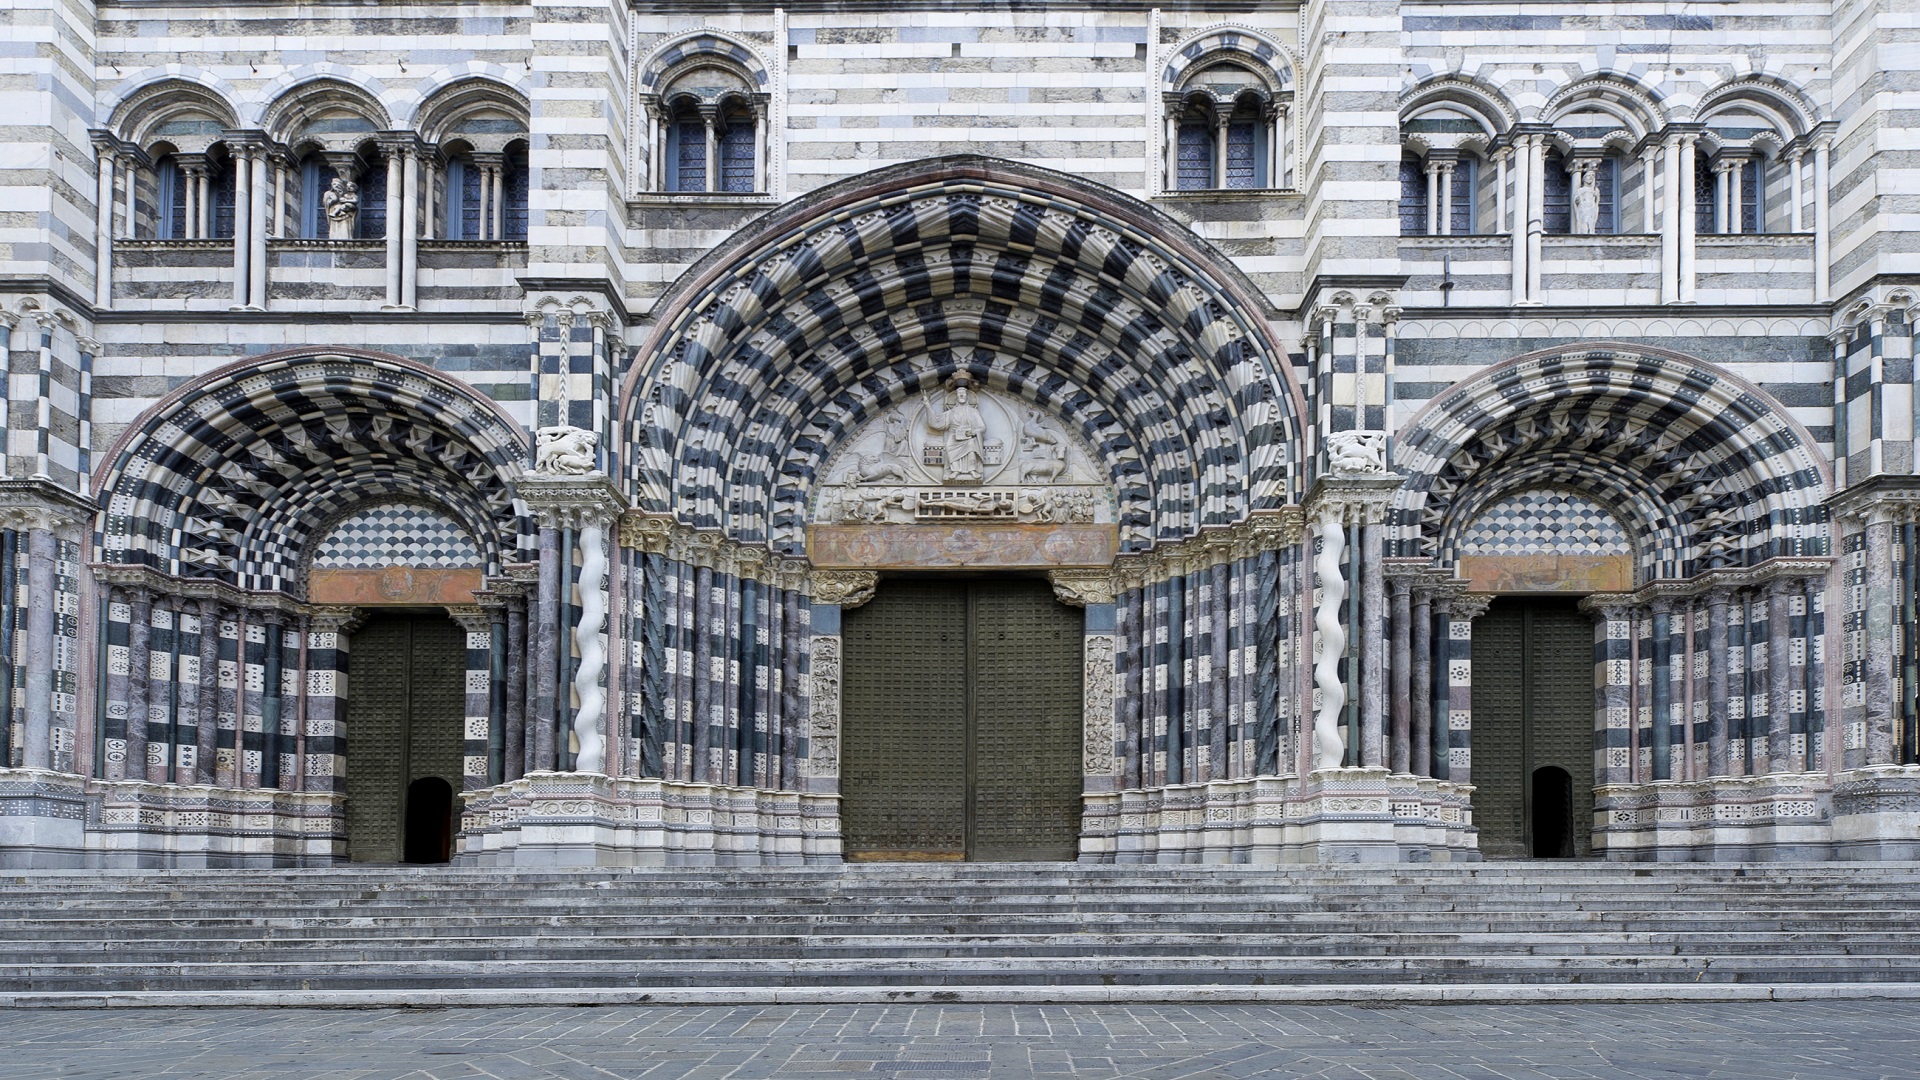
[626,172,1303,553]
[1457,488,1630,557]
[311,502,484,569]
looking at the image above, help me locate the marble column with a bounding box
[1864,514,1898,765]
[1705,588,1732,775]
[1582,595,1636,786]
[503,589,527,780]
[382,148,404,307]
[92,140,114,308]
[19,526,54,771]
[1649,599,1674,780]
[1448,593,1492,786]
[519,472,627,777]
[125,588,152,780]
[1766,578,1795,773]
[1359,521,1385,768]
[1388,574,1412,773]
[1812,135,1831,300]
[195,601,219,784]
[230,144,252,307]
[1410,584,1432,779]
[532,524,560,771]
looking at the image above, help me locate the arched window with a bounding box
[356,150,387,240]
[641,40,770,195]
[155,155,184,239]
[1698,152,1764,235]
[297,154,328,238]
[1159,35,1293,194]
[1175,104,1215,191]
[502,143,529,240]
[1400,153,1479,236]
[1399,156,1428,235]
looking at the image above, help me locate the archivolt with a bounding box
[1393,344,1829,581]
[622,156,1305,553]
[94,350,531,594]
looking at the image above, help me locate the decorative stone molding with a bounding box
[1048,569,1116,607]
[518,473,626,530]
[0,479,93,538]
[92,563,314,619]
[1451,592,1493,621]
[1305,473,1404,528]
[445,605,494,634]
[809,570,878,609]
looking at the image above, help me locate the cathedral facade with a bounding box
[2,0,1917,867]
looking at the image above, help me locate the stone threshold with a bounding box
[5,983,1920,1009]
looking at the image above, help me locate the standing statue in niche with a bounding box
[1570,167,1601,236]
[925,375,987,484]
[322,176,360,240]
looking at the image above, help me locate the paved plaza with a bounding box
[1,1001,1914,1080]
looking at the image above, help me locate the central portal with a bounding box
[841,577,1083,861]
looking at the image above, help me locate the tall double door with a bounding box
[841,577,1083,861]
[344,613,466,864]
[1472,598,1597,858]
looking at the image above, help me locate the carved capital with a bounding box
[1049,568,1116,607]
[1579,592,1638,622]
[1304,473,1403,528]
[307,605,367,635]
[1246,506,1306,550]
[810,570,879,609]
[518,473,626,530]
[619,512,678,554]
[1451,592,1493,622]
[445,605,494,634]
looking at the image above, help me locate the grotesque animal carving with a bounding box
[1326,430,1389,475]
[534,425,598,475]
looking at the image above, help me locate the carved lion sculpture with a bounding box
[534,425,599,475]
[1326,430,1389,474]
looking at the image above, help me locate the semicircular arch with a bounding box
[622,155,1306,554]
[1393,343,1829,582]
[94,349,532,595]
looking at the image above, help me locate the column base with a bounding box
[0,768,344,868]
[456,772,843,867]
[1593,769,1920,862]
[1081,769,1477,864]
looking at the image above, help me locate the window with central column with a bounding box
[641,45,770,196]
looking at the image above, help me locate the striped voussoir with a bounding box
[629,167,1299,552]
[97,352,532,594]
[1393,345,1828,580]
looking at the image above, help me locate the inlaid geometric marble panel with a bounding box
[1459,489,1631,557]
[312,503,483,569]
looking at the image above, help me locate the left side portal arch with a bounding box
[95,349,532,595]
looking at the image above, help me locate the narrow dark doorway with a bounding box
[1530,766,1574,858]
[1472,598,1596,858]
[345,613,466,863]
[404,777,455,864]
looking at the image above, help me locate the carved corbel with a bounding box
[1048,568,1116,607]
[810,570,878,608]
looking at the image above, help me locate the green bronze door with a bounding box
[1471,598,1596,858]
[842,578,1083,861]
[345,613,466,863]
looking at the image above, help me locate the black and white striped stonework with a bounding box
[96,351,533,594]
[1394,344,1829,579]
[628,164,1304,552]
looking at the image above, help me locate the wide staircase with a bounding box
[3,863,1920,1005]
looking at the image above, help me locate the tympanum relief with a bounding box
[811,376,1113,528]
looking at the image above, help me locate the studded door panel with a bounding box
[842,580,970,859]
[346,616,409,863]
[1472,603,1527,858]
[969,579,1083,861]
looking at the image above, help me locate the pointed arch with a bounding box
[620,155,1307,553]
[94,349,532,595]
[1392,343,1829,582]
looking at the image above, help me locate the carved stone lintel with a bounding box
[1049,568,1116,607]
[519,473,627,530]
[810,570,879,609]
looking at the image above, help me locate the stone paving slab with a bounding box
[0,1002,1915,1080]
